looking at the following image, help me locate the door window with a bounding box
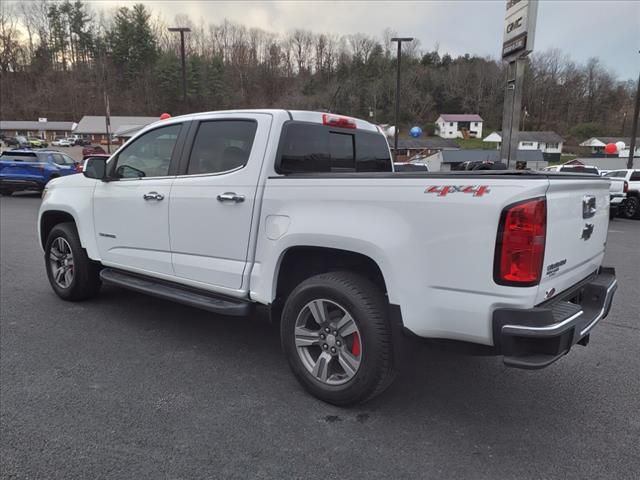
[186,120,257,175]
[113,124,182,178]
[52,153,75,165]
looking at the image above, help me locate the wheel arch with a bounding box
[272,246,390,308]
[39,210,77,250]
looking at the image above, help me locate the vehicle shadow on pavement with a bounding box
[94,284,593,422]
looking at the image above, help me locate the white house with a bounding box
[483,131,564,161]
[435,114,483,139]
[579,137,640,158]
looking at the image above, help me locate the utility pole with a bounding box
[168,27,191,104]
[628,52,640,169]
[391,37,413,159]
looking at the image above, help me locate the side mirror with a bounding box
[83,157,108,180]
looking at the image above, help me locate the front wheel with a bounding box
[281,272,396,405]
[45,222,101,301]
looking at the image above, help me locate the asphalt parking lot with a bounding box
[1,194,639,480]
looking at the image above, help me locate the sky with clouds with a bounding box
[91,0,639,80]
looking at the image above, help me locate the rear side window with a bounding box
[0,151,37,161]
[278,122,391,173]
[52,153,75,165]
[187,120,257,175]
[630,171,640,181]
[605,171,626,178]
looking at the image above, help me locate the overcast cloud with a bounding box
[92,0,639,80]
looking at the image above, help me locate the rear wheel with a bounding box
[281,272,396,405]
[45,222,101,301]
[622,197,640,219]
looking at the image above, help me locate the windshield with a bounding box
[560,166,599,175]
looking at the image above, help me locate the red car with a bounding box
[81,153,110,162]
[82,145,106,157]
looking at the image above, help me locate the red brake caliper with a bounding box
[351,332,361,356]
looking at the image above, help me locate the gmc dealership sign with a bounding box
[502,0,538,60]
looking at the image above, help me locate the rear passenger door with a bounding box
[169,113,272,292]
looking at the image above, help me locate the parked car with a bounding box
[393,162,429,172]
[52,138,72,147]
[3,136,30,148]
[38,110,617,405]
[457,160,507,170]
[81,153,110,162]
[0,149,80,195]
[28,137,48,148]
[607,177,628,219]
[604,169,640,219]
[559,165,600,175]
[65,135,89,146]
[82,145,106,157]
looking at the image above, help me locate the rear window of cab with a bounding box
[276,122,392,174]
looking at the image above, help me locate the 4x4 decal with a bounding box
[425,185,491,197]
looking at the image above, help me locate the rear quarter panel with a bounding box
[252,175,550,345]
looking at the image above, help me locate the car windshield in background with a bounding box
[52,153,75,165]
[560,166,599,175]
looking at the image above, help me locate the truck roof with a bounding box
[150,109,380,133]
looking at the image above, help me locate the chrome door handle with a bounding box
[217,192,245,203]
[143,191,164,201]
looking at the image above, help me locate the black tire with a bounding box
[621,196,640,219]
[281,271,397,406]
[0,189,13,196]
[45,222,101,301]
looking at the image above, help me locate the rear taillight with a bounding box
[624,181,629,193]
[75,163,83,173]
[322,113,356,129]
[494,197,546,286]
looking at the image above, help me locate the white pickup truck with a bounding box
[604,169,640,219]
[38,110,618,405]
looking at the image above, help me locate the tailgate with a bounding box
[536,177,610,304]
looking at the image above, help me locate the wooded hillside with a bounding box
[0,1,635,141]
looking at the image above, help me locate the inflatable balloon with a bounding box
[615,141,626,152]
[409,126,422,138]
[604,143,617,154]
[160,113,171,120]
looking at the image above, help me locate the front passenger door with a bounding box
[93,123,186,276]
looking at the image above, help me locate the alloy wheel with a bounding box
[294,298,363,386]
[49,237,74,288]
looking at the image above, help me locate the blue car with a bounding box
[0,149,80,195]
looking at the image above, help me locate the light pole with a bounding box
[391,37,413,159]
[168,27,191,103]
[628,50,640,169]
